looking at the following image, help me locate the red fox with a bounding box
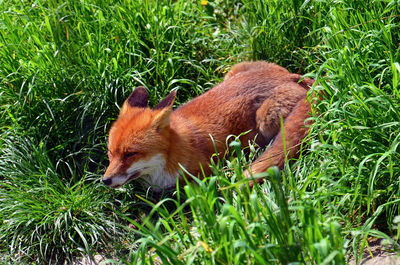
[103,61,314,189]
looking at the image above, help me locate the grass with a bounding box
[0,0,399,264]
[123,144,346,264]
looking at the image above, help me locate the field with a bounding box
[0,0,399,264]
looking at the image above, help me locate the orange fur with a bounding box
[103,61,315,189]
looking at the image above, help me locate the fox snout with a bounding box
[103,153,173,189]
[102,159,140,188]
[102,175,120,188]
[102,171,141,188]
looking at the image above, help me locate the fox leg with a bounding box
[255,85,306,142]
[246,92,312,182]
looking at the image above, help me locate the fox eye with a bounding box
[123,152,138,159]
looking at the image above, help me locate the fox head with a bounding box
[103,86,177,188]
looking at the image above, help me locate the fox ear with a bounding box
[154,91,176,110]
[152,91,176,131]
[127,86,148,108]
[120,86,148,115]
[152,108,172,131]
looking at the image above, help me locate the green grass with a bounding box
[0,0,400,264]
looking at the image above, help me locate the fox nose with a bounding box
[102,178,112,186]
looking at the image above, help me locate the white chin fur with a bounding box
[125,154,178,189]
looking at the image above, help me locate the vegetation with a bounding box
[0,0,399,264]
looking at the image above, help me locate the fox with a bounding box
[103,61,315,189]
